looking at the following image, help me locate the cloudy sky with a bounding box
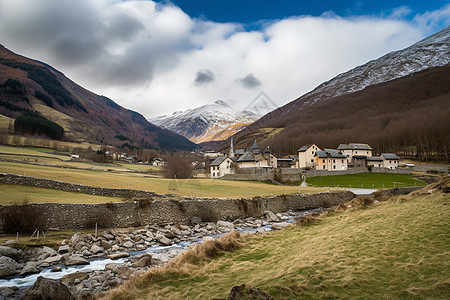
[0,0,449,118]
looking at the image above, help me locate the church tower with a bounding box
[230,137,235,158]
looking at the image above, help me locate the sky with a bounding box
[0,0,449,118]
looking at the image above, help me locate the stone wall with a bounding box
[371,168,410,174]
[301,167,369,178]
[0,173,161,198]
[0,191,356,232]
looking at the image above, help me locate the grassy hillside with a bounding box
[102,181,450,299]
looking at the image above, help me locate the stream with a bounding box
[0,208,325,290]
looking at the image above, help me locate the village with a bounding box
[210,139,402,179]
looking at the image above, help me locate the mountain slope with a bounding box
[151,100,259,143]
[231,27,450,160]
[0,45,197,151]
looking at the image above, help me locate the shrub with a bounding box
[163,154,193,179]
[2,199,47,234]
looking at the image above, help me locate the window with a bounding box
[323,166,325,169]
[356,151,358,154]
[333,160,335,163]
[323,159,325,163]
[333,165,336,169]
[311,159,313,162]
[312,151,314,154]
[342,160,344,163]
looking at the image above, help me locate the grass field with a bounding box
[306,173,426,188]
[0,184,122,205]
[0,161,326,198]
[102,187,450,300]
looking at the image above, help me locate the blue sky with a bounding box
[161,0,448,25]
[0,0,449,117]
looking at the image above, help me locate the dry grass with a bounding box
[99,187,450,300]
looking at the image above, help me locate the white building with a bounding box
[381,153,400,169]
[210,156,234,178]
[298,144,321,169]
[315,149,348,171]
[337,143,373,165]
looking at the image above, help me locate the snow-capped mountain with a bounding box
[289,25,450,110]
[151,100,259,143]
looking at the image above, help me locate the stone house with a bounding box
[337,143,373,165]
[210,156,234,178]
[381,153,400,169]
[235,140,277,169]
[315,149,348,171]
[367,156,384,168]
[298,144,321,169]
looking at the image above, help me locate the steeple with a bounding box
[250,139,259,149]
[230,137,235,158]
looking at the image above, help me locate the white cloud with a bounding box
[0,0,448,118]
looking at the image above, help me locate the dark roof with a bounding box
[316,149,346,159]
[250,139,260,149]
[234,149,246,155]
[337,143,373,151]
[211,156,228,166]
[367,156,383,161]
[353,155,367,159]
[381,153,400,160]
[297,144,312,152]
[237,152,255,162]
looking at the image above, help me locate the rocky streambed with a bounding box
[0,209,323,299]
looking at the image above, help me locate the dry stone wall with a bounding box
[0,189,355,232]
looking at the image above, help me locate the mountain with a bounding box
[231,27,450,161]
[151,100,259,143]
[0,45,197,151]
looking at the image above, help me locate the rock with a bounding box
[105,264,130,277]
[217,220,234,229]
[0,246,19,261]
[0,286,17,297]
[51,267,62,272]
[64,255,89,266]
[271,222,291,230]
[133,254,152,268]
[58,245,70,254]
[122,241,134,248]
[152,252,170,263]
[226,284,274,300]
[82,250,93,257]
[156,234,172,246]
[111,245,120,252]
[256,228,266,234]
[41,246,58,257]
[107,252,130,260]
[20,262,39,276]
[45,255,62,264]
[100,240,112,250]
[102,233,115,240]
[191,216,202,225]
[0,256,21,278]
[3,240,15,245]
[18,276,74,300]
[90,244,103,254]
[264,210,280,222]
[61,272,89,285]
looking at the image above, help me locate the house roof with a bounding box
[234,149,246,155]
[316,149,346,159]
[237,152,255,162]
[353,155,368,159]
[337,143,373,151]
[297,144,312,152]
[211,156,229,166]
[367,156,384,161]
[381,153,400,160]
[277,158,293,162]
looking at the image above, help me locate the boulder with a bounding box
[132,254,152,268]
[226,284,274,300]
[156,234,172,246]
[107,252,130,260]
[20,262,39,276]
[122,241,134,248]
[105,264,130,277]
[18,276,74,300]
[44,255,62,264]
[0,246,19,261]
[102,233,115,240]
[51,267,62,272]
[64,255,89,266]
[0,256,21,278]
[58,245,70,254]
[100,240,112,250]
[41,246,58,257]
[264,210,280,222]
[0,286,18,298]
[61,271,89,285]
[90,244,103,254]
[217,220,234,229]
[271,222,291,230]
